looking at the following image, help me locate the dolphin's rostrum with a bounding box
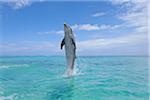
[61,23,76,76]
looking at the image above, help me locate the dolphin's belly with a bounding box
[65,39,75,69]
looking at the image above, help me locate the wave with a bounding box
[0,64,29,69]
[0,93,17,100]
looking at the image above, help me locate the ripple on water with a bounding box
[0,56,149,100]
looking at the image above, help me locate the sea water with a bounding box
[0,56,149,100]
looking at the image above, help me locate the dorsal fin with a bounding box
[71,38,76,49]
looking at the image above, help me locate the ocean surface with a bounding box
[0,56,149,100]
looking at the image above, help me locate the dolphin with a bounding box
[61,23,76,76]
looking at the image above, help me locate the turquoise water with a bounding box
[0,56,149,100]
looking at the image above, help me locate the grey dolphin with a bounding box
[61,23,76,76]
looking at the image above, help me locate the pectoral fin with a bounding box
[61,38,65,50]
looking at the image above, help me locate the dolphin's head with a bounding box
[64,23,73,37]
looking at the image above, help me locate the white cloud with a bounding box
[72,24,99,31]
[0,41,52,51]
[109,0,128,4]
[71,24,121,31]
[113,0,148,33]
[109,0,147,5]
[0,41,61,56]
[118,8,147,29]
[92,12,105,17]
[37,30,64,35]
[55,30,64,35]
[2,0,45,9]
[3,0,31,9]
[77,32,147,51]
[37,24,120,36]
[37,24,121,35]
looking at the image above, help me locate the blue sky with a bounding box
[0,0,148,56]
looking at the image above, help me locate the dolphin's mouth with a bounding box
[64,23,67,27]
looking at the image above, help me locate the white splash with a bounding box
[62,63,82,77]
